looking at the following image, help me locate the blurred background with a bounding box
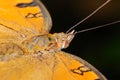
[41,0,120,80]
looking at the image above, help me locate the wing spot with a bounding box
[16,2,36,8]
[71,66,101,80]
[25,12,42,18]
[71,66,91,75]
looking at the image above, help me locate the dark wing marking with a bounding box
[16,1,36,8]
[71,66,91,75]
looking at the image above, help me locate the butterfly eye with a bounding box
[48,37,52,41]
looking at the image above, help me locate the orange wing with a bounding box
[0,0,52,43]
[53,52,107,80]
[0,51,107,80]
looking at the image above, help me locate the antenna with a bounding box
[74,20,120,34]
[66,0,111,33]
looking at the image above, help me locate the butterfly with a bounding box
[0,0,108,80]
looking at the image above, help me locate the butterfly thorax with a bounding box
[22,31,75,54]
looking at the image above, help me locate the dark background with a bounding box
[41,0,120,80]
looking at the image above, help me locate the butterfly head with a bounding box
[54,30,75,50]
